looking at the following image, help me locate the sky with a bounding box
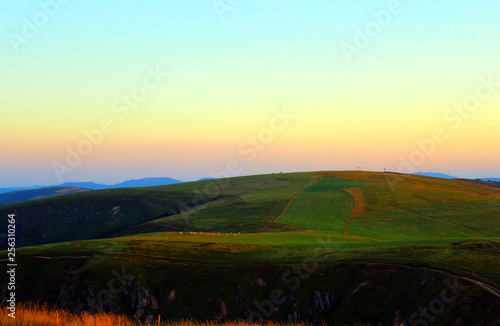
[1,1,499,186]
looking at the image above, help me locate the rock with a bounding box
[257,278,267,287]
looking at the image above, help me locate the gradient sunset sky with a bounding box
[1,1,499,186]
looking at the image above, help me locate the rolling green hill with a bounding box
[3,171,498,247]
[1,171,499,324]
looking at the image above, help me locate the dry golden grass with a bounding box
[1,303,136,326]
[0,303,378,326]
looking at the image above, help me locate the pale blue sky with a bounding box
[1,1,499,186]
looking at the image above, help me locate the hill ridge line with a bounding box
[273,175,325,223]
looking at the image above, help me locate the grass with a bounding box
[0,304,378,326]
[277,176,358,233]
[1,303,136,326]
[2,171,499,247]
[13,234,500,287]
[7,171,500,283]
[0,173,320,248]
[1,171,499,324]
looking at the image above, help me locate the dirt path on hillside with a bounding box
[273,175,325,223]
[141,199,164,210]
[337,261,500,299]
[343,187,365,236]
[484,240,500,255]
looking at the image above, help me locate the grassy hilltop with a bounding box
[1,171,499,325]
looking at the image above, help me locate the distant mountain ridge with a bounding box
[0,177,184,206]
[482,178,500,182]
[0,177,183,194]
[412,172,455,179]
[57,177,183,190]
[0,187,90,206]
[414,173,500,184]
[113,177,183,188]
[58,182,110,190]
[0,186,45,195]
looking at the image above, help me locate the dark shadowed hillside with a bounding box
[0,186,89,206]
